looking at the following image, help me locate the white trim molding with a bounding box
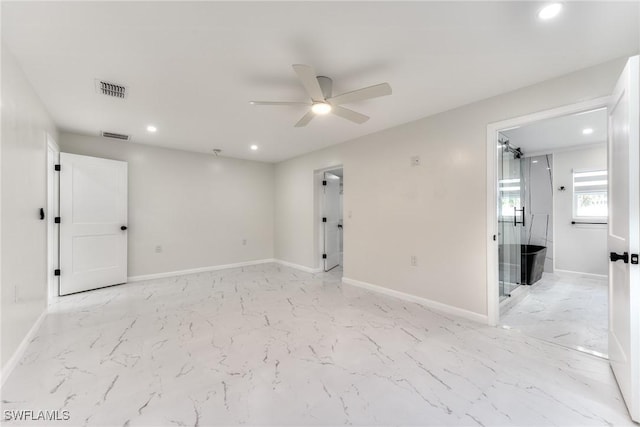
[1,310,47,388]
[274,259,323,274]
[342,277,488,324]
[554,269,608,280]
[127,258,277,282]
[127,258,326,283]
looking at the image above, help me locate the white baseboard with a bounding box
[342,277,488,324]
[553,269,607,280]
[1,309,47,388]
[127,258,277,282]
[127,258,326,283]
[273,259,323,273]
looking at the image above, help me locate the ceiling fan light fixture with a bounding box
[252,64,390,126]
[311,102,332,115]
[537,3,562,20]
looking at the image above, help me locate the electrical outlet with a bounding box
[411,156,420,166]
[155,245,162,253]
[411,255,417,266]
[242,239,247,246]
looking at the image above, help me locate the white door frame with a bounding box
[486,96,610,326]
[314,165,343,271]
[46,134,60,305]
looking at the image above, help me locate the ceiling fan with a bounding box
[249,64,392,127]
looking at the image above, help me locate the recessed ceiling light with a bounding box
[250,144,259,151]
[538,3,563,20]
[532,160,539,164]
[311,102,332,115]
[147,125,157,133]
[582,128,594,135]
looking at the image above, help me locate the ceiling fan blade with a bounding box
[249,101,309,106]
[292,64,325,102]
[328,83,392,106]
[294,110,315,127]
[331,106,369,124]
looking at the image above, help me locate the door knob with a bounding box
[121,226,128,231]
[610,252,629,263]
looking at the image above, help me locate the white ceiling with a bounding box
[502,108,608,155]
[2,2,638,163]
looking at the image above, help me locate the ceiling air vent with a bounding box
[101,131,130,141]
[96,80,127,99]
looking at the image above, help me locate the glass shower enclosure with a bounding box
[498,133,524,300]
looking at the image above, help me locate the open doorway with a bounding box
[486,55,639,423]
[320,168,344,273]
[496,109,608,357]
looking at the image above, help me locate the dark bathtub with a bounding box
[499,244,547,285]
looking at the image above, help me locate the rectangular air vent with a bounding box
[96,80,127,98]
[101,131,130,141]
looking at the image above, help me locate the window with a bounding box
[499,178,521,218]
[573,170,607,219]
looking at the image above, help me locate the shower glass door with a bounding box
[498,134,523,300]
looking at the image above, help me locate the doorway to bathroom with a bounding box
[316,167,344,275]
[487,95,616,355]
[322,168,343,272]
[487,56,639,423]
[495,108,609,357]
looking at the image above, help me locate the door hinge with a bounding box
[54,164,61,171]
[54,269,61,276]
[493,234,496,241]
[322,254,327,259]
[322,180,327,186]
[632,254,639,265]
[54,217,61,224]
[322,217,327,222]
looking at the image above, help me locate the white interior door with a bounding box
[59,153,128,295]
[323,172,341,271]
[608,55,639,422]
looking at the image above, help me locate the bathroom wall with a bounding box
[554,144,607,275]
[521,155,554,272]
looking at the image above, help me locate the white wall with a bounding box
[60,133,275,278]
[274,58,627,318]
[1,46,58,370]
[553,144,608,276]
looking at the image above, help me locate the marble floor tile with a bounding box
[1,264,632,426]
[500,272,608,355]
